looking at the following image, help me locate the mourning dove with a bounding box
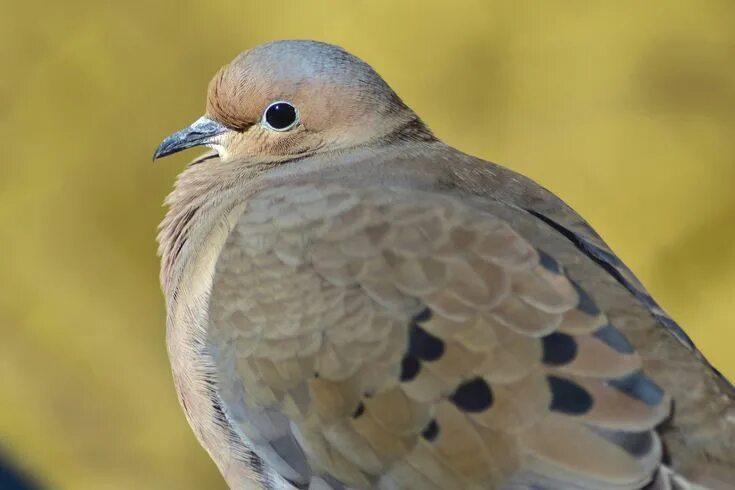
[154,40,734,490]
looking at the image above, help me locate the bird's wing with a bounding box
[472,162,735,488]
[508,177,698,356]
[207,181,688,489]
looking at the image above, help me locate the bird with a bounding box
[154,40,734,489]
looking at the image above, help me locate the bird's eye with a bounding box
[262,101,299,131]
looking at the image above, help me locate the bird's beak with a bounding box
[153,116,228,160]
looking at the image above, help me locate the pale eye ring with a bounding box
[261,101,299,131]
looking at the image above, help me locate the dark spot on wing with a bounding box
[541,332,578,366]
[421,419,440,441]
[594,324,635,354]
[409,324,445,361]
[609,371,665,407]
[352,402,365,419]
[538,249,562,274]
[450,377,493,412]
[413,307,432,323]
[400,354,421,382]
[570,280,600,315]
[548,375,593,415]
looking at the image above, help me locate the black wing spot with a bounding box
[413,307,432,323]
[538,249,562,274]
[594,324,635,354]
[352,402,365,419]
[569,280,600,316]
[548,375,593,415]
[541,332,578,366]
[409,324,445,361]
[400,354,421,382]
[609,371,664,407]
[450,377,493,412]
[421,419,440,442]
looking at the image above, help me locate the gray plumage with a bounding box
[155,40,734,489]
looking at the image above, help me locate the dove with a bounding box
[154,40,734,489]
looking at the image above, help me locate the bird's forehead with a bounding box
[228,40,366,85]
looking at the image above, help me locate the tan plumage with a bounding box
[155,40,734,489]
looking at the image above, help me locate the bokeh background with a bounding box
[1,1,733,488]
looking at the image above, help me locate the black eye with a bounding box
[263,101,299,131]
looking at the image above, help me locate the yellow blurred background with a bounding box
[1,1,733,488]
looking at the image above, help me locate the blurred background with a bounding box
[1,0,733,488]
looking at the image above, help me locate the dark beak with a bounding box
[153,116,228,160]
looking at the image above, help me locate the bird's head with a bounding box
[153,40,432,164]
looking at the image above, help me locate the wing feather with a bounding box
[208,183,673,489]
